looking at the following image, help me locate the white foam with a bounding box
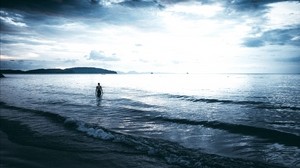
[77,122,114,140]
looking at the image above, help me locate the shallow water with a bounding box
[1,74,299,167]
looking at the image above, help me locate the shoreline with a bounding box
[0,123,175,168]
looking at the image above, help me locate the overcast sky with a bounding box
[1,0,300,73]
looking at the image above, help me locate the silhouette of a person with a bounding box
[95,83,103,97]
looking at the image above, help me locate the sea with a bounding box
[0,74,299,168]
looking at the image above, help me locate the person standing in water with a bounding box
[96,83,103,97]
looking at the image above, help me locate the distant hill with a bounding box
[0,67,117,74]
[65,67,117,74]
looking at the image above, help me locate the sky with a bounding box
[1,0,300,73]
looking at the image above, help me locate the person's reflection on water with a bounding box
[96,97,102,106]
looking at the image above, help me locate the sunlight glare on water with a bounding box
[101,74,248,97]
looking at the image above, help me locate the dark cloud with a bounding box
[243,38,265,47]
[226,0,275,11]
[0,0,91,13]
[275,55,300,72]
[1,0,292,14]
[0,10,28,33]
[277,56,300,63]
[1,0,292,30]
[264,28,300,46]
[0,59,84,70]
[86,50,119,61]
[0,60,47,70]
[0,0,109,24]
[0,0,162,33]
[0,23,21,33]
[158,0,293,12]
[243,28,300,47]
[63,59,79,64]
[0,35,54,46]
[0,0,162,16]
[119,0,164,8]
[91,0,100,4]
[287,56,300,63]
[289,56,300,62]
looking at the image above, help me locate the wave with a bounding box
[166,94,300,111]
[0,102,67,123]
[64,119,294,168]
[0,102,283,168]
[111,98,160,109]
[151,117,300,148]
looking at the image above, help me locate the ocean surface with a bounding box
[0,74,299,168]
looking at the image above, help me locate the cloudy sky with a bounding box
[1,0,300,73]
